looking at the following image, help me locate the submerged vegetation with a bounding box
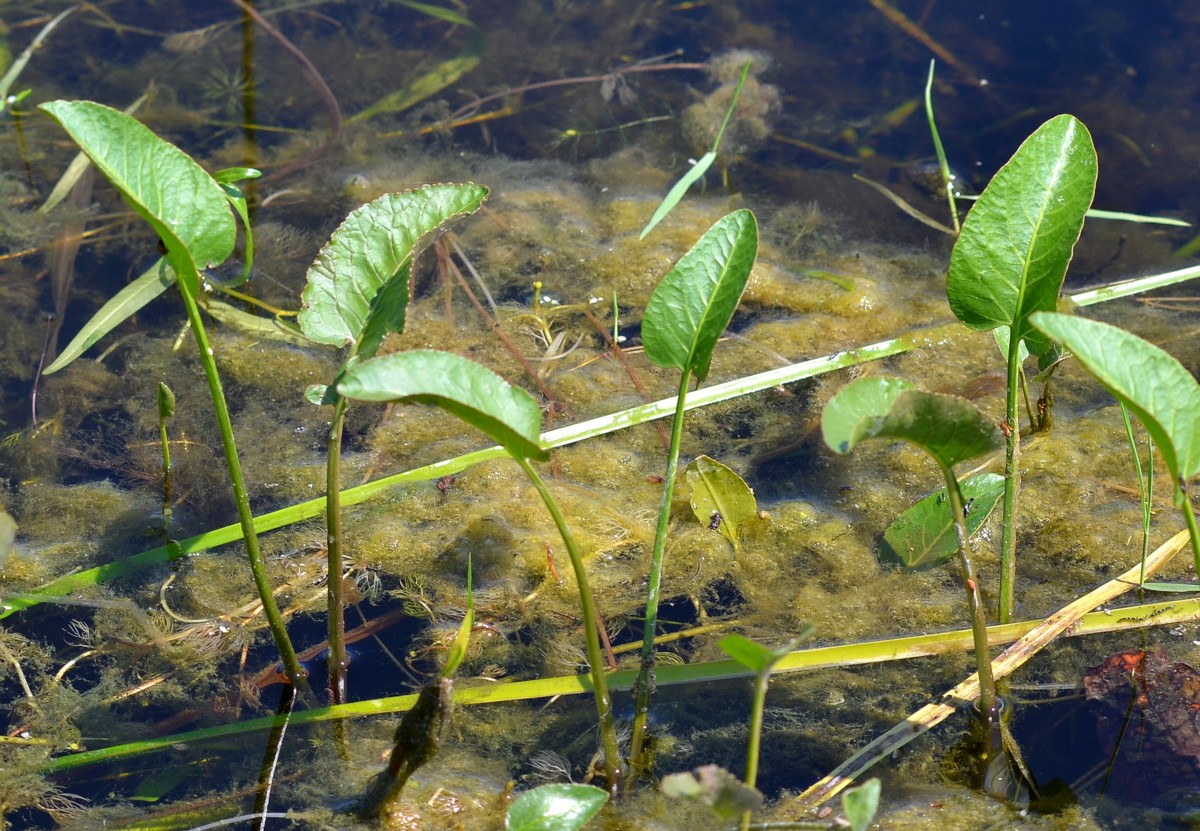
[3,2,1200,830]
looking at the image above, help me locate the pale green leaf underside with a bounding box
[879,472,1005,570]
[1030,312,1200,481]
[947,114,1097,345]
[642,209,758,382]
[823,376,1000,469]
[38,100,235,272]
[337,350,547,461]
[298,184,488,352]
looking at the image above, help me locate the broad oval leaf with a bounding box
[879,472,1005,570]
[298,184,488,357]
[43,259,174,374]
[686,454,756,550]
[337,349,548,461]
[947,114,1096,350]
[1030,312,1200,483]
[505,783,608,831]
[39,100,235,273]
[642,209,758,383]
[822,376,1000,469]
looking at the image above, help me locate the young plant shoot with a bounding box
[946,113,1097,623]
[336,349,625,794]
[822,376,1009,789]
[37,100,310,694]
[297,183,488,708]
[628,208,758,779]
[1031,312,1200,580]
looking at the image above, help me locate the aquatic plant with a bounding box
[337,346,627,792]
[296,183,488,708]
[627,208,758,778]
[946,113,1097,623]
[821,378,1006,767]
[35,100,310,691]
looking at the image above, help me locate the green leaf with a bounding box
[822,377,1000,469]
[1030,312,1200,484]
[337,350,548,461]
[38,100,235,275]
[660,765,763,821]
[879,472,1005,570]
[639,151,716,239]
[947,114,1097,349]
[821,376,914,455]
[505,784,608,831]
[642,209,758,383]
[43,259,175,374]
[686,455,756,550]
[842,778,881,831]
[298,184,487,356]
[718,634,779,674]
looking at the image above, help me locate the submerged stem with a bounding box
[174,265,310,699]
[939,463,997,727]
[628,371,690,779]
[516,457,623,795]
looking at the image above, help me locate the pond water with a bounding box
[2,1,1200,829]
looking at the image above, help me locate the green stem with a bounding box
[1179,479,1200,577]
[939,463,997,727]
[325,396,349,702]
[998,334,1022,623]
[628,371,690,777]
[174,268,310,697]
[516,457,623,795]
[740,670,770,831]
[326,395,350,753]
[1119,404,1153,585]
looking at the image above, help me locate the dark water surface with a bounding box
[2,2,1200,829]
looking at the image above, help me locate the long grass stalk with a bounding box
[44,591,1200,776]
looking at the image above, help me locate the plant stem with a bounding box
[998,335,1023,623]
[939,463,998,727]
[628,371,690,779]
[740,669,770,831]
[1179,479,1200,576]
[515,457,623,795]
[325,395,350,753]
[174,268,310,697]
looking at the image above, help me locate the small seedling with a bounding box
[719,629,812,829]
[822,377,1005,764]
[628,209,758,777]
[947,113,1097,623]
[37,100,309,692]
